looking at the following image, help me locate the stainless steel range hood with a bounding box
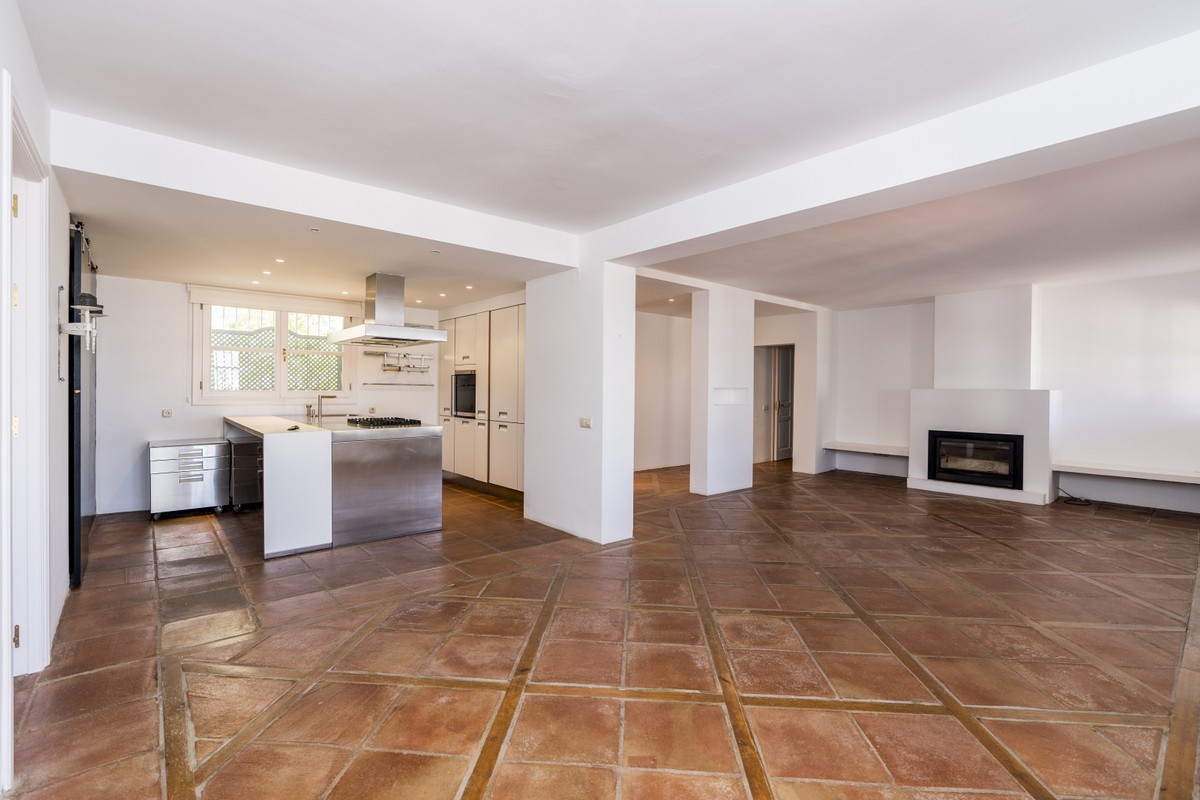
[328,273,447,348]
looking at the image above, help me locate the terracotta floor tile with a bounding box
[627,609,706,645]
[380,598,470,631]
[986,719,1157,799]
[623,700,739,773]
[327,751,469,800]
[425,633,525,679]
[158,569,240,599]
[17,751,161,800]
[561,576,628,602]
[159,586,248,623]
[22,659,158,731]
[1056,626,1180,667]
[480,573,555,599]
[704,582,780,610]
[261,681,399,745]
[770,584,854,613]
[790,617,890,653]
[958,623,1080,661]
[201,742,349,799]
[187,674,293,739]
[547,607,626,641]
[13,698,160,792]
[729,648,834,697]
[769,781,902,800]
[458,602,539,636]
[624,771,748,799]
[718,615,806,650]
[161,608,257,651]
[54,601,159,642]
[370,686,502,754]
[506,695,621,764]
[630,578,694,606]
[746,707,891,782]
[922,656,1060,708]
[855,713,1022,790]
[487,763,617,800]
[883,620,994,657]
[40,626,158,680]
[532,639,623,686]
[1014,661,1168,713]
[625,643,718,692]
[814,652,936,702]
[336,630,443,674]
[253,590,340,628]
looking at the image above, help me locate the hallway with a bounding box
[9,465,1199,798]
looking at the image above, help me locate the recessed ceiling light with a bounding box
[416,299,423,304]
[341,291,349,295]
[668,298,675,303]
[439,293,446,297]
[275,258,285,263]
[262,271,271,275]
[251,280,260,285]
[466,285,473,290]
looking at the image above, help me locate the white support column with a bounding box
[524,262,635,544]
[690,286,755,495]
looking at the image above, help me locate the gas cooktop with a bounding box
[346,416,424,428]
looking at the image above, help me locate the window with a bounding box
[191,290,358,404]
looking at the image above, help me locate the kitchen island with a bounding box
[223,415,443,558]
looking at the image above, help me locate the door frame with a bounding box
[2,71,52,791]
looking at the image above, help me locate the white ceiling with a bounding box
[18,1,1200,311]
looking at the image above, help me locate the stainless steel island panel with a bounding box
[331,431,443,546]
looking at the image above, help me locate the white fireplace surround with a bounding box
[908,389,1061,504]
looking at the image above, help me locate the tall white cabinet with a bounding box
[441,304,524,490]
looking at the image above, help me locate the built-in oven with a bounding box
[452,371,476,418]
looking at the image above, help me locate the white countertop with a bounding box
[223,415,328,436]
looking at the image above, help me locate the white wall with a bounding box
[1040,270,1200,472]
[934,285,1037,389]
[691,287,755,494]
[833,303,933,446]
[634,312,690,471]
[95,275,439,513]
[524,263,635,544]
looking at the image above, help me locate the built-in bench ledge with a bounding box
[1053,461,1200,486]
[823,441,909,457]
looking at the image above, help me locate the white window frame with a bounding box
[189,285,362,406]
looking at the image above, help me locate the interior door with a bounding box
[773,345,794,461]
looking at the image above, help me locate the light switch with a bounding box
[161,409,173,418]
[579,417,592,429]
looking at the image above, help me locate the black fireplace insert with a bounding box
[927,430,1024,490]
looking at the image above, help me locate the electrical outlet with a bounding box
[161,409,173,418]
[579,417,592,429]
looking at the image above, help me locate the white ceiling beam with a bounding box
[50,111,579,268]
[585,31,1200,267]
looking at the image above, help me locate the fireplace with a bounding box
[927,430,1024,490]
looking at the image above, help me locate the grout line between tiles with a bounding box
[458,565,568,800]
[1156,563,1200,800]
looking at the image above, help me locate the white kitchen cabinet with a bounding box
[489,305,520,423]
[437,320,455,418]
[517,419,524,491]
[473,419,489,482]
[453,312,482,365]
[489,421,521,490]
[440,416,455,472]
[517,304,526,424]
[452,417,476,479]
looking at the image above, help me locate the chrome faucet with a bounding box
[317,394,336,420]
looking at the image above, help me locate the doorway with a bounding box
[753,344,794,462]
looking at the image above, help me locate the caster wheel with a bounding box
[233,504,243,512]
[152,513,161,521]
[214,506,224,514]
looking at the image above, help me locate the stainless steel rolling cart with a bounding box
[148,437,230,519]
